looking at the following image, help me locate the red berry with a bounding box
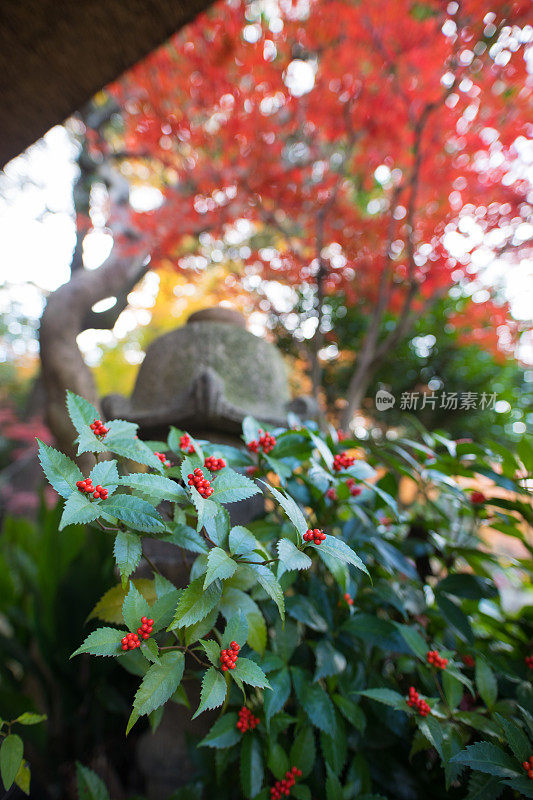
[470,491,486,505]
[333,451,356,472]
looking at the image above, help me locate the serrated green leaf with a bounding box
[292,787,312,800]
[71,627,124,658]
[133,652,184,717]
[37,439,82,499]
[310,536,368,576]
[204,548,238,589]
[277,538,312,577]
[190,489,220,531]
[314,640,347,681]
[242,416,263,443]
[325,765,343,800]
[222,612,249,648]
[261,481,308,539]
[248,563,285,620]
[150,575,180,632]
[268,741,289,779]
[100,494,166,533]
[59,490,100,530]
[105,425,165,472]
[417,715,444,759]
[193,667,227,718]
[332,695,365,733]
[199,713,241,749]
[502,776,533,797]
[232,657,270,689]
[264,668,291,723]
[184,606,218,646]
[140,637,160,664]
[358,688,405,708]
[436,593,473,643]
[286,596,327,632]
[114,531,142,586]
[290,726,315,777]
[208,468,261,504]
[450,741,521,777]
[229,526,257,555]
[89,460,120,495]
[443,671,463,710]
[125,708,140,735]
[292,668,336,735]
[199,639,221,667]
[204,506,231,547]
[120,473,186,502]
[241,734,264,798]
[247,610,267,655]
[395,623,427,660]
[0,735,23,791]
[66,391,99,433]
[323,721,349,774]
[88,579,156,625]
[476,657,498,709]
[122,582,150,632]
[465,773,505,800]
[163,523,208,553]
[495,714,531,762]
[170,577,222,629]
[76,763,110,800]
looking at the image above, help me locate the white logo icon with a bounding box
[375,390,395,411]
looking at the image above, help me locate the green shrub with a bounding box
[0,497,138,795]
[39,392,533,799]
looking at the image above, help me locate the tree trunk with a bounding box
[340,345,378,428]
[39,252,149,457]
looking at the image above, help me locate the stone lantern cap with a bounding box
[102,306,315,437]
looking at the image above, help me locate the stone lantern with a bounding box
[102,306,315,442]
[100,307,315,798]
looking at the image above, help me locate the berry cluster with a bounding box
[333,451,355,472]
[247,430,276,454]
[427,650,448,669]
[337,429,348,441]
[90,419,108,437]
[236,706,259,732]
[179,433,195,454]
[525,655,533,669]
[154,452,171,467]
[204,456,226,472]
[188,468,214,498]
[407,687,430,716]
[303,528,326,545]
[522,756,533,779]
[470,491,486,505]
[326,487,337,501]
[462,654,475,668]
[344,592,354,606]
[220,641,240,671]
[121,632,141,651]
[346,478,361,496]
[76,478,108,500]
[121,617,154,651]
[137,616,154,639]
[270,767,302,799]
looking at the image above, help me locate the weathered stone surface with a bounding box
[102,318,298,437]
